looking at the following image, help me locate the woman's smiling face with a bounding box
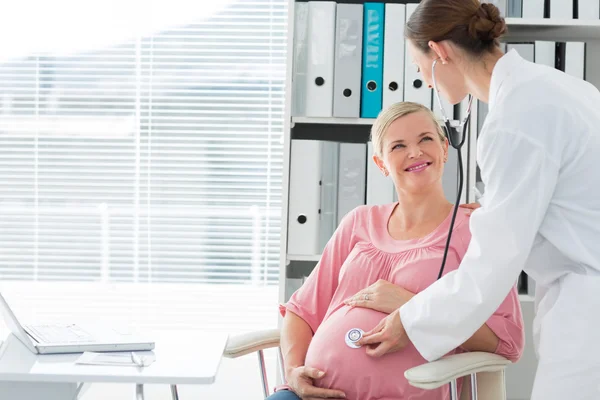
[379,110,448,194]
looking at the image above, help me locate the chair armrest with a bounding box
[224,329,281,358]
[404,352,511,390]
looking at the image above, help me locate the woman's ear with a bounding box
[372,154,388,176]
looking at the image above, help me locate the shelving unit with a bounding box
[281,14,600,285]
[505,17,600,41]
[278,5,600,399]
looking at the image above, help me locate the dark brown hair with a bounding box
[405,0,507,57]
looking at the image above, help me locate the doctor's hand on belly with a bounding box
[343,279,415,314]
[356,309,410,357]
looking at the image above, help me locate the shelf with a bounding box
[292,117,375,126]
[287,254,321,262]
[291,117,373,143]
[290,115,456,142]
[505,18,600,42]
[286,256,320,279]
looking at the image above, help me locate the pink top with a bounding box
[278,203,525,400]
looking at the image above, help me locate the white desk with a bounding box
[0,331,228,400]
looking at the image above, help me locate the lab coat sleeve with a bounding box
[480,285,525,362]
[399,129,559,362]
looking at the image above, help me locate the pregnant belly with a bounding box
[304,306,454,400]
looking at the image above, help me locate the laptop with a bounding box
[0,292,155,354]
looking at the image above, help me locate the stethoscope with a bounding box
[344,60,475,350]
[431,58,473,280]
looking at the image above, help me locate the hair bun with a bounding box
[469,3,507,42]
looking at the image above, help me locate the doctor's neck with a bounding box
[462,47,504,104]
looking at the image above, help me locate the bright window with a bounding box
[0,0,286,334]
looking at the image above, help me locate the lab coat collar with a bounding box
[488,49,522,111]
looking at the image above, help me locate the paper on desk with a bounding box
[75,351,156,367]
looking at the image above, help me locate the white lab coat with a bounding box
[399,49,600,399]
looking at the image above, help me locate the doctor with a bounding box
[357,1,600,399]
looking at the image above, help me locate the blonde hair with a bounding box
[370,102,446,158]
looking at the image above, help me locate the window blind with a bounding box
[0,0,286,330]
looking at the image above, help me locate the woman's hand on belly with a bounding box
[343,279,415,314]
[285,365,346,399]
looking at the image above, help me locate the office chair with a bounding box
[224,329,510,400]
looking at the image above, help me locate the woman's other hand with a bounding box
[285,366,346,399]
[459,202,481,215]
[343,279,414,314]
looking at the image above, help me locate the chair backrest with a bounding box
[460,370,507,400]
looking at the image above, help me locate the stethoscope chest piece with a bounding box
[345,328,364,349]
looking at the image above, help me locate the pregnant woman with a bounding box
[268,102,525,400]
